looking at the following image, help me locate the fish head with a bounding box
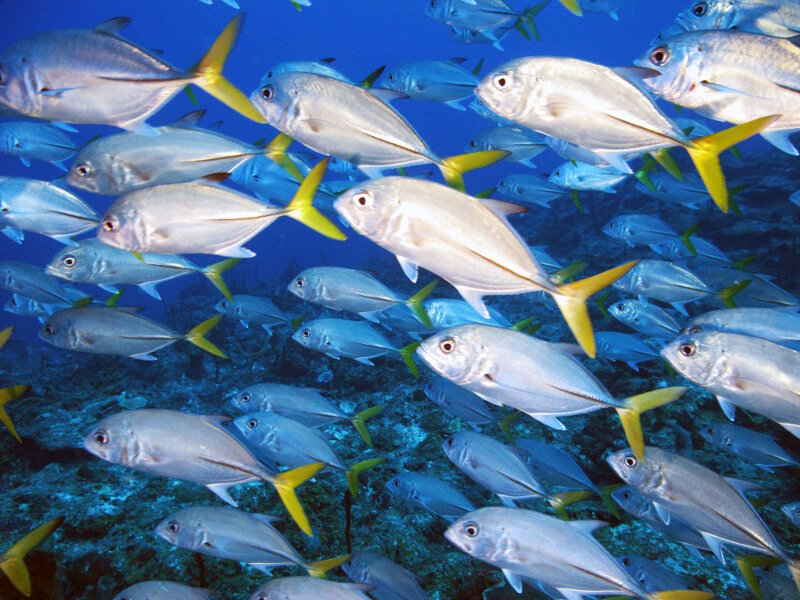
[83,411,140,467]
[634,34,706,103]
[601,216,627,240]
[97,198,147,253]
[699,423,730,449]
[674,0,735,34]
[2,294,20,315]
[607,448,661,493]
[385,473,412,500]
[334,180,400,239]
[67,147,120,195]
[38,311,79,351]
[250,72,298,129]
[292,321,327,352]
[608,300,636,324]
[476,60,535,124]
[660,331,723,386]
[287,268,317,301]
[46,244,91,282]
[341,551,371,582]
[424,0,450,22]
[610,485,650,517]
[782,502,800,526]
[328,156,357,175]
[0,39,43,117]
[548,162,575,188]
[417,326,489,387]
[381,67,411,94]
[154,508,207,551]
[0,127,19,154]
[230,387,264,413]
[232,412,273,446]
[445,507,504,561]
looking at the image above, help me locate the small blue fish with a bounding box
[385,471,475,521]
[0,121,76,170]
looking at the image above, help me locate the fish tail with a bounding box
[650,148,682,181]
[71,297,92,308]
[0,516,64,597]
[683,115,779,212]
[790,560,800,596]
[194,15,267,123]
[718,280,750,308]
[104,287,124,307]
[306,554,350,578]
[649,592,716,600]
[598,484,622,519]
[184,315,227,358]
[351,405,385,448]
[557,0,582,15]
[397,341,421,378]
[0,326,14,351]
[358,65,386,89]
[548,490,592,520]
[552,260,639,358]
[510,317,541,335]
[594,291,611,321]
[439,150,509,192]
[284,158,347,241]
[496,410,521,443]
[202,258,241,302]
[289,316,305,332]
[551,260,588,285]
[735,554,783,600]
[262,132,304,183]
[405,279,438,327]
[345,457,384,497]
[272,462,326,536]
[616,387,688,460]
[521,0,551,42]
[0,385,30,444]
[679,222,699,256]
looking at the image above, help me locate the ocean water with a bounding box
[0,1,799,599]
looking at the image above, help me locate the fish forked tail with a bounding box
[648,592,716,600]
[557,0,582,16]
[598,484,622,519]
[678,223,699,256]
[271,462,326,536]
[345,457,385,497]
[0,385,30,444]
[439,150,509,192]
[284,158,348,241]
[519,0,551,42]
[397,341,421,378]
[496,410,521,443]
[548,490,592,520]
[552,260,639,358]
[682,115,779,212]
[289,316,305,332]
[184,315,227,358]
[615,387,688,460]
[351,405,385,448]
[405,279,438,327]
[261,132,305,183]
[551,260,589,285]
[305,554,350,578]
[734,554,783,600]
[193,15,268,124]
[717,280,750,308]
[0,516,64,597]
[202,258,241,302]
[0,325,14,351]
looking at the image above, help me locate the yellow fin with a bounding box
[285,158,347,241]
[649,592,716,600]
[440,150,509,192]
[345,457,385,497]
[194,15,267,123]
[272,462,326,536]
[684,115,779,212]
[616,387,688,460]
[548,490,592,520]
[0,326,13,351]
[351,405,384,448]
[405,279,438,327]
[202,258,241,302]
[265,132,304,182]
[552,261,638,358]
[0,516,64,597]
[185,315,227,358]
[398,341,421,377]
[0,385,30,444]
[307,554,350,578]
[651,148,682,181]
[558,0,583,15]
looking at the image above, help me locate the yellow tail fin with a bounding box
[0,326,13,351]
[684,115,779,212]
[735,554,783,600]
[558,0,583,15]
[0,516,64,597]
[405,279,438,327]
[264,132,304,183]
[203,258,241,302]
[0,385,30,444]
[185,315,227,358]
[272,462,326,536]
[548,490,592,520]
[285,158,347,241]
[398,341,421,378]
[552,261,638,358]
[306,554,350,578]
[650,593,716,600]
[194,15,267,124]
[345,457,385,497]
[616,387,687,460]
[351,405,385,448]
[440,150,509,192]
[789,560,800,597]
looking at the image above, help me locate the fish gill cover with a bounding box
[0,0,799,598]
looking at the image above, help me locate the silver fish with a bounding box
[0,260,88,306]
[424,376,496,426]
[579,0,626,20]
[602,214,692,251]
[382,58,477,110]
[83,408,323,536]
[662,330,800,438]
[608,299,682,338]
[597,332,662,371]
[249,577,373,600]
[385,471,475,522]
[635,172,712,211]
[700,422,799,471]
[757,570,800,600]
[496,173,567,208]
[0,121,76,170]
[618,555,689,593]
[215,294,297,334]
[693,265,799,308]
[422,298,510,330]
[682,307,800,349]
[0,176,97,246]
[657,0,800,40]
[651,237,730,265]
[783,502,800,529]
[342,551,427,600]
[112,581,210,600]
[549,161,628,193]
[514,438,596,493]
[3,294,59,322]
[467,126,547,168]
[449,23,516,51]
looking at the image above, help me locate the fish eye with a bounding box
[301,328,310,338]
[429,0,435,6]
[354,191,372,208]
[93,429,109,445]
[622,491,630,500]
[266,70,273,78]
[689,326,701,334]
[624,455,638,468]
[346,559,353,567]
[166,520,179,533]
[707,427,714,436]
[62,256,76,268]
[101,217,118,233]
[387,73,395,82]
[492,73,510,90]
[393,479,399,487]
[446,436,454,447]
[608,222,614,229]
[692,1,708,16]
[43,323,55,335]
[679,342,696,357]
[0,65,5,86]
[649,47,670,67]
[464,522,479,538]
[795,507,800,517]
[469,139,477,148]
[8,298,16,307]
[622,557,631,567]
[439,338,456,354]
[240,392,250,403]
[295,278,305,288]
[247,418,258,430]
[74,163,93,178]
[261,85,274,101]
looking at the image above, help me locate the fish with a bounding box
[372,305,434,340]
[381,58,478,110]
[112,581,211,600]
[549,161,628,193]
[248,577,373,600]
[342,551,427,600]
[580,0,626,20]
[418,324,686,458]
[757,570,800,600]
[466,126,548,168]
[0,121,76,170]
[0,176,98,245]
[449,22,516,51]
[250,70,505,190]
[83,409,324,535]
[608,299,682,338]
[215,294,299,335]
[651,237,731,265]
[546,135,620,168]
[334,176,636,357]
[635,172,712,211]
[0,517,64,598]
[257,58,380,87]
[0,15,264,133]
[154,506,346,576]
[424,376,496,427]
[514,438,597,493]
[700,422,799,471]
[657,0,800,40]
[288,266,436,326]
[662,330,800,438]
[693,265,800,308]
[619,555,689,593]
[66,110,293,195]
[46,239,239,301]
[602,214,697,255]
[385,471,475,522]
[682,307,800,350]
[230,383,383,447]
[4,294,58,323]
[528,246,563,272]
[0,260,89,306]
[608,445,800,583]
[445,506,711,598]
[97,158,345,258]
[783,502,800,529]
[233,411,383,496]
[422,298,510,330]
[39,307,226,360]
[496,173,567,208]
[0,383,30,443]
[636,30,800,155]
[292,317,419,375]
[476,55,777,211]
[229,152,337,205]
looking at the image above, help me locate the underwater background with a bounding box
[0,1,799,599]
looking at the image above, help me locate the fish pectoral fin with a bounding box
[501,569,524,593]
[206,482,237,506]
[700,532,727,564]
[716,396,737,421]
[724,476,761,498]
[396,256,419,283]
[531,413,566,430]
[354,357,375,366]
[701,81,770,100]
[653,501,671,525]
[453,286,491,319]
[129,352,157,361]
[555,589,586,600]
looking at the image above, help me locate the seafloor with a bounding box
[1,147,799,599]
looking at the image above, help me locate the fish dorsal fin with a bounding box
[446,57,468,65]
[319,57,336,64]
[94,17,132,35]
[724,476,761,498]
[249,513,281,526]
[172,109,207,128]
[202,172,232,183]
[700,532,727,564]
[480,199,527,219]
[568,520,608,536]
[201,414,231,428]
